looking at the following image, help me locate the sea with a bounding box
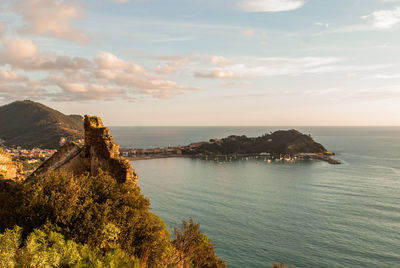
[110,126,400,268]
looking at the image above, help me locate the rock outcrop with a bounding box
[0,148,23,181]
[31,115,138,184]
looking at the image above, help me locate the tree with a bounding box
[173,219,226,268]
[0,225,140,268]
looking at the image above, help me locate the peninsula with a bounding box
[121,130,341,164]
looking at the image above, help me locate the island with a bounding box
[121,129,341,165]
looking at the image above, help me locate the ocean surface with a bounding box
[110,126,400,268]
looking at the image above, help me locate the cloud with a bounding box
[55,82,127,101]
[362,6,400,29]
[0,68,44,101]
[222,81,252,87]
[315,22,330,28]
[155,55,190,74]
[239,57,396,77]
[11,0,90,44]
[111,0,130,2]
[193,56,396,81]
[0,39,196,101]
[239,29,255,37]
[0,38,91,71]
[237,0,306,12]
[210,56,232,65]
[194,69,240,79]
[0,69,28,81]
[206,57,341,78]
[94,50,146,73]
[0,38,38,60]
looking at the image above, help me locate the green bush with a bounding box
[0,171,169,266]
[173,219,226,268]
[0,225,140,267]
[0,171,225,267]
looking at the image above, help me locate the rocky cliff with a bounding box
[0,148,23,181]
[31,115,138,184]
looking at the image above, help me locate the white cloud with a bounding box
[194,69,240,79]
[111,0,130,3]
[237,0,305,12]
[0,38,91,71]
[0,69,28,81]
[0,38,38,60]
[315,22,330,28]
[0,68,44,101]
[210,56,232,65]
[11,0,90,44]
[362,6,400,29]
[155,55,189,74]
[0,38,196,101]
[193,56,397,81]
[94,50,146,73]
[55,82,127,101]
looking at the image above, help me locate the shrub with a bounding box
[0,171,225,267]
[0,226,140,267]
[173,218,226,268]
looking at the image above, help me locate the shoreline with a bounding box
[125,153,341,164]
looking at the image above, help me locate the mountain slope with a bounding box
[0,100,83,149]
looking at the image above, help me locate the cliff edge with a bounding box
[31,115,138,184]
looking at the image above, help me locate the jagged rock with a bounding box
[0,148,23,181]
[31,115,138,184]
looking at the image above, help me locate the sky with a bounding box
[0,0,400,126]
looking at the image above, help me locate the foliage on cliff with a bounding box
[187,130,327,156]
[173,219,226,267]
[0,225,140,267]
[0,171,226,267]
[0,100,83,149]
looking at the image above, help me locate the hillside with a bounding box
[0,100,84,149]
[185,129,329,156]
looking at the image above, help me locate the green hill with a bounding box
[185,129,328,156]
[0,100,84,149]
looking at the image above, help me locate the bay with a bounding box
[110,126,400,267]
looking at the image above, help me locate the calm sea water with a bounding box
[111,126,400,268]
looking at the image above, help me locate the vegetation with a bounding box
[22,159,44,174]
[185,130,327,156]
[173,219,226,268]
[0,171,226,267]
[0,100,84,149]
[0,225,140,267]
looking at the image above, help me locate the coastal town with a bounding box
[3,147,57,161]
